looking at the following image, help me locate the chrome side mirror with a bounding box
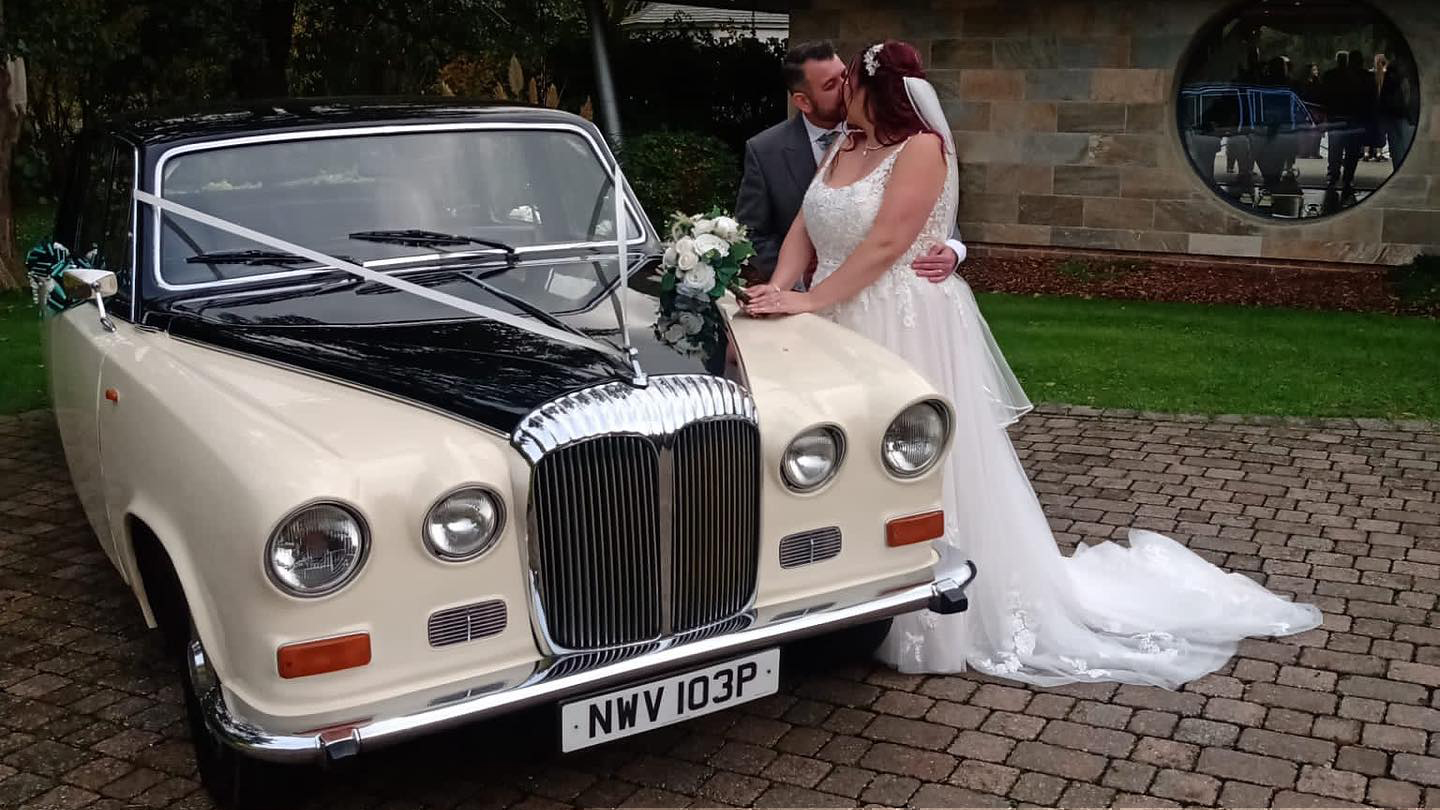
[62,267,119,332]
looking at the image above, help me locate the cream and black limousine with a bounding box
[33,99,974,808]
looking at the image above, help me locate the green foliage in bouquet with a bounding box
[659,206,756,300]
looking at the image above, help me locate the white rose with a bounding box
[676,250,699,271]
[662,245,678,268]
[677,311,704,333]
[676,236,695,255]
[693,233,729,258]
[681,262,716,294]
[713,216,740,239]
[692,217,715,235]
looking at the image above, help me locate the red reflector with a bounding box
[277,633,371,679]
[887,511,945,547]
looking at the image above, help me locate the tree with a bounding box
[229,0,297,98]
[1,1,29,289]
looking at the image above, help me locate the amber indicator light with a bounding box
[277,633,371,679]
[886,511,945,547]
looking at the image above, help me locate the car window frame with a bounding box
[148,122,654,294]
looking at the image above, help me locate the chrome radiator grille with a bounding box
[517,375,760,653]
[672,419,760,632]
[531,437,662,650]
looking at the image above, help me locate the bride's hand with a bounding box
[742,284,816,316]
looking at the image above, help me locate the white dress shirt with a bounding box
[801,115,845,167]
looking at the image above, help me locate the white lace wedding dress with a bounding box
[803,139,1323,688]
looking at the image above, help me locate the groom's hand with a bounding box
[912,244,958,282]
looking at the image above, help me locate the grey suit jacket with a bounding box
[734,115,815,280]
[735,115,963,281]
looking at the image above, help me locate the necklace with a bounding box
[856,134,886,157]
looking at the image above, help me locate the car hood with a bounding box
[158,272,744,435]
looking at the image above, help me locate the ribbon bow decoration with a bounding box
[24,242,89,316]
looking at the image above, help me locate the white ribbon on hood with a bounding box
[133,189,622,359]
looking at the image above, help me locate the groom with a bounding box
[736,41,965,286]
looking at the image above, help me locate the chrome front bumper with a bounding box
[199,563,976,764]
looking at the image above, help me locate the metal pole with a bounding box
[584,0,623,150]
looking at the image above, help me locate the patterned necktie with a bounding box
[815,129,840,158]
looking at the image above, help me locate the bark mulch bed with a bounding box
[961,246,1440,317]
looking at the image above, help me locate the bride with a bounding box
[742,40,1322,688]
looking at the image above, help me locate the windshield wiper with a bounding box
[186,249,355,268]
[349,265,628,371]
[174,276,365,316]
[348,229,517,259]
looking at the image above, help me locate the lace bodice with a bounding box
[802,136,959,302]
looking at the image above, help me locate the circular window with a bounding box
[1178,1,1421,220]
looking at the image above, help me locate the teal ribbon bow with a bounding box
[24,242,88,315]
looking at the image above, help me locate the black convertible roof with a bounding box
[111,98,589,148]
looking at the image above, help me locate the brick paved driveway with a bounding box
[1,407,1438,809]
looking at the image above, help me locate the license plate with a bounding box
[560,648,780,752]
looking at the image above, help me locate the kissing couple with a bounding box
[735,40,1321,686]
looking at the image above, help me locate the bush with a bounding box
[621,131,741,233]
[548,27,787,157]
[1388,253,1440,316]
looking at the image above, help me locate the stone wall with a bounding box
[788,0,1440,265]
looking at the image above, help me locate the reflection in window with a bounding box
[1178,1,1421,219]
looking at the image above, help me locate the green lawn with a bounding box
[3,205,53,413]
[0,292,45,413]
[977,293,1440,420]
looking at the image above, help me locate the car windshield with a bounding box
[157,127,645,287]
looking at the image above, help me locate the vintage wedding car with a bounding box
[36,100,973,808]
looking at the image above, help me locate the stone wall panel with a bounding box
[789,0,1440,265]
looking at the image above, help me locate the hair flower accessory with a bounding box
[863,43,883,76]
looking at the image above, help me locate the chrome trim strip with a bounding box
[149,121,653,292]
[511,375,757,464]
[197,567,975,764]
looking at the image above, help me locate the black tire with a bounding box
[181,640,304,810]
[138,537,307,810]
[786,618,893,671]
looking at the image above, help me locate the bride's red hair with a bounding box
[845,40,942,150]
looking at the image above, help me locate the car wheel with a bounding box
[181,623,305,810]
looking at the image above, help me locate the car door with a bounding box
[47,134,134,558]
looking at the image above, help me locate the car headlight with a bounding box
[266,502,368,597]
[423,487,504,561]
[782,426,845,492]
[882,400,950,478]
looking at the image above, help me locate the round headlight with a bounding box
[782,426,845,492]
[266,502,367,597]
[424,487,504,561]
[883,400,950,478]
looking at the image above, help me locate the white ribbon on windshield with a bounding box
[611,149,645,385]
[133,190,621,359]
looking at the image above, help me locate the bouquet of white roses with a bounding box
[660,207,756,300]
